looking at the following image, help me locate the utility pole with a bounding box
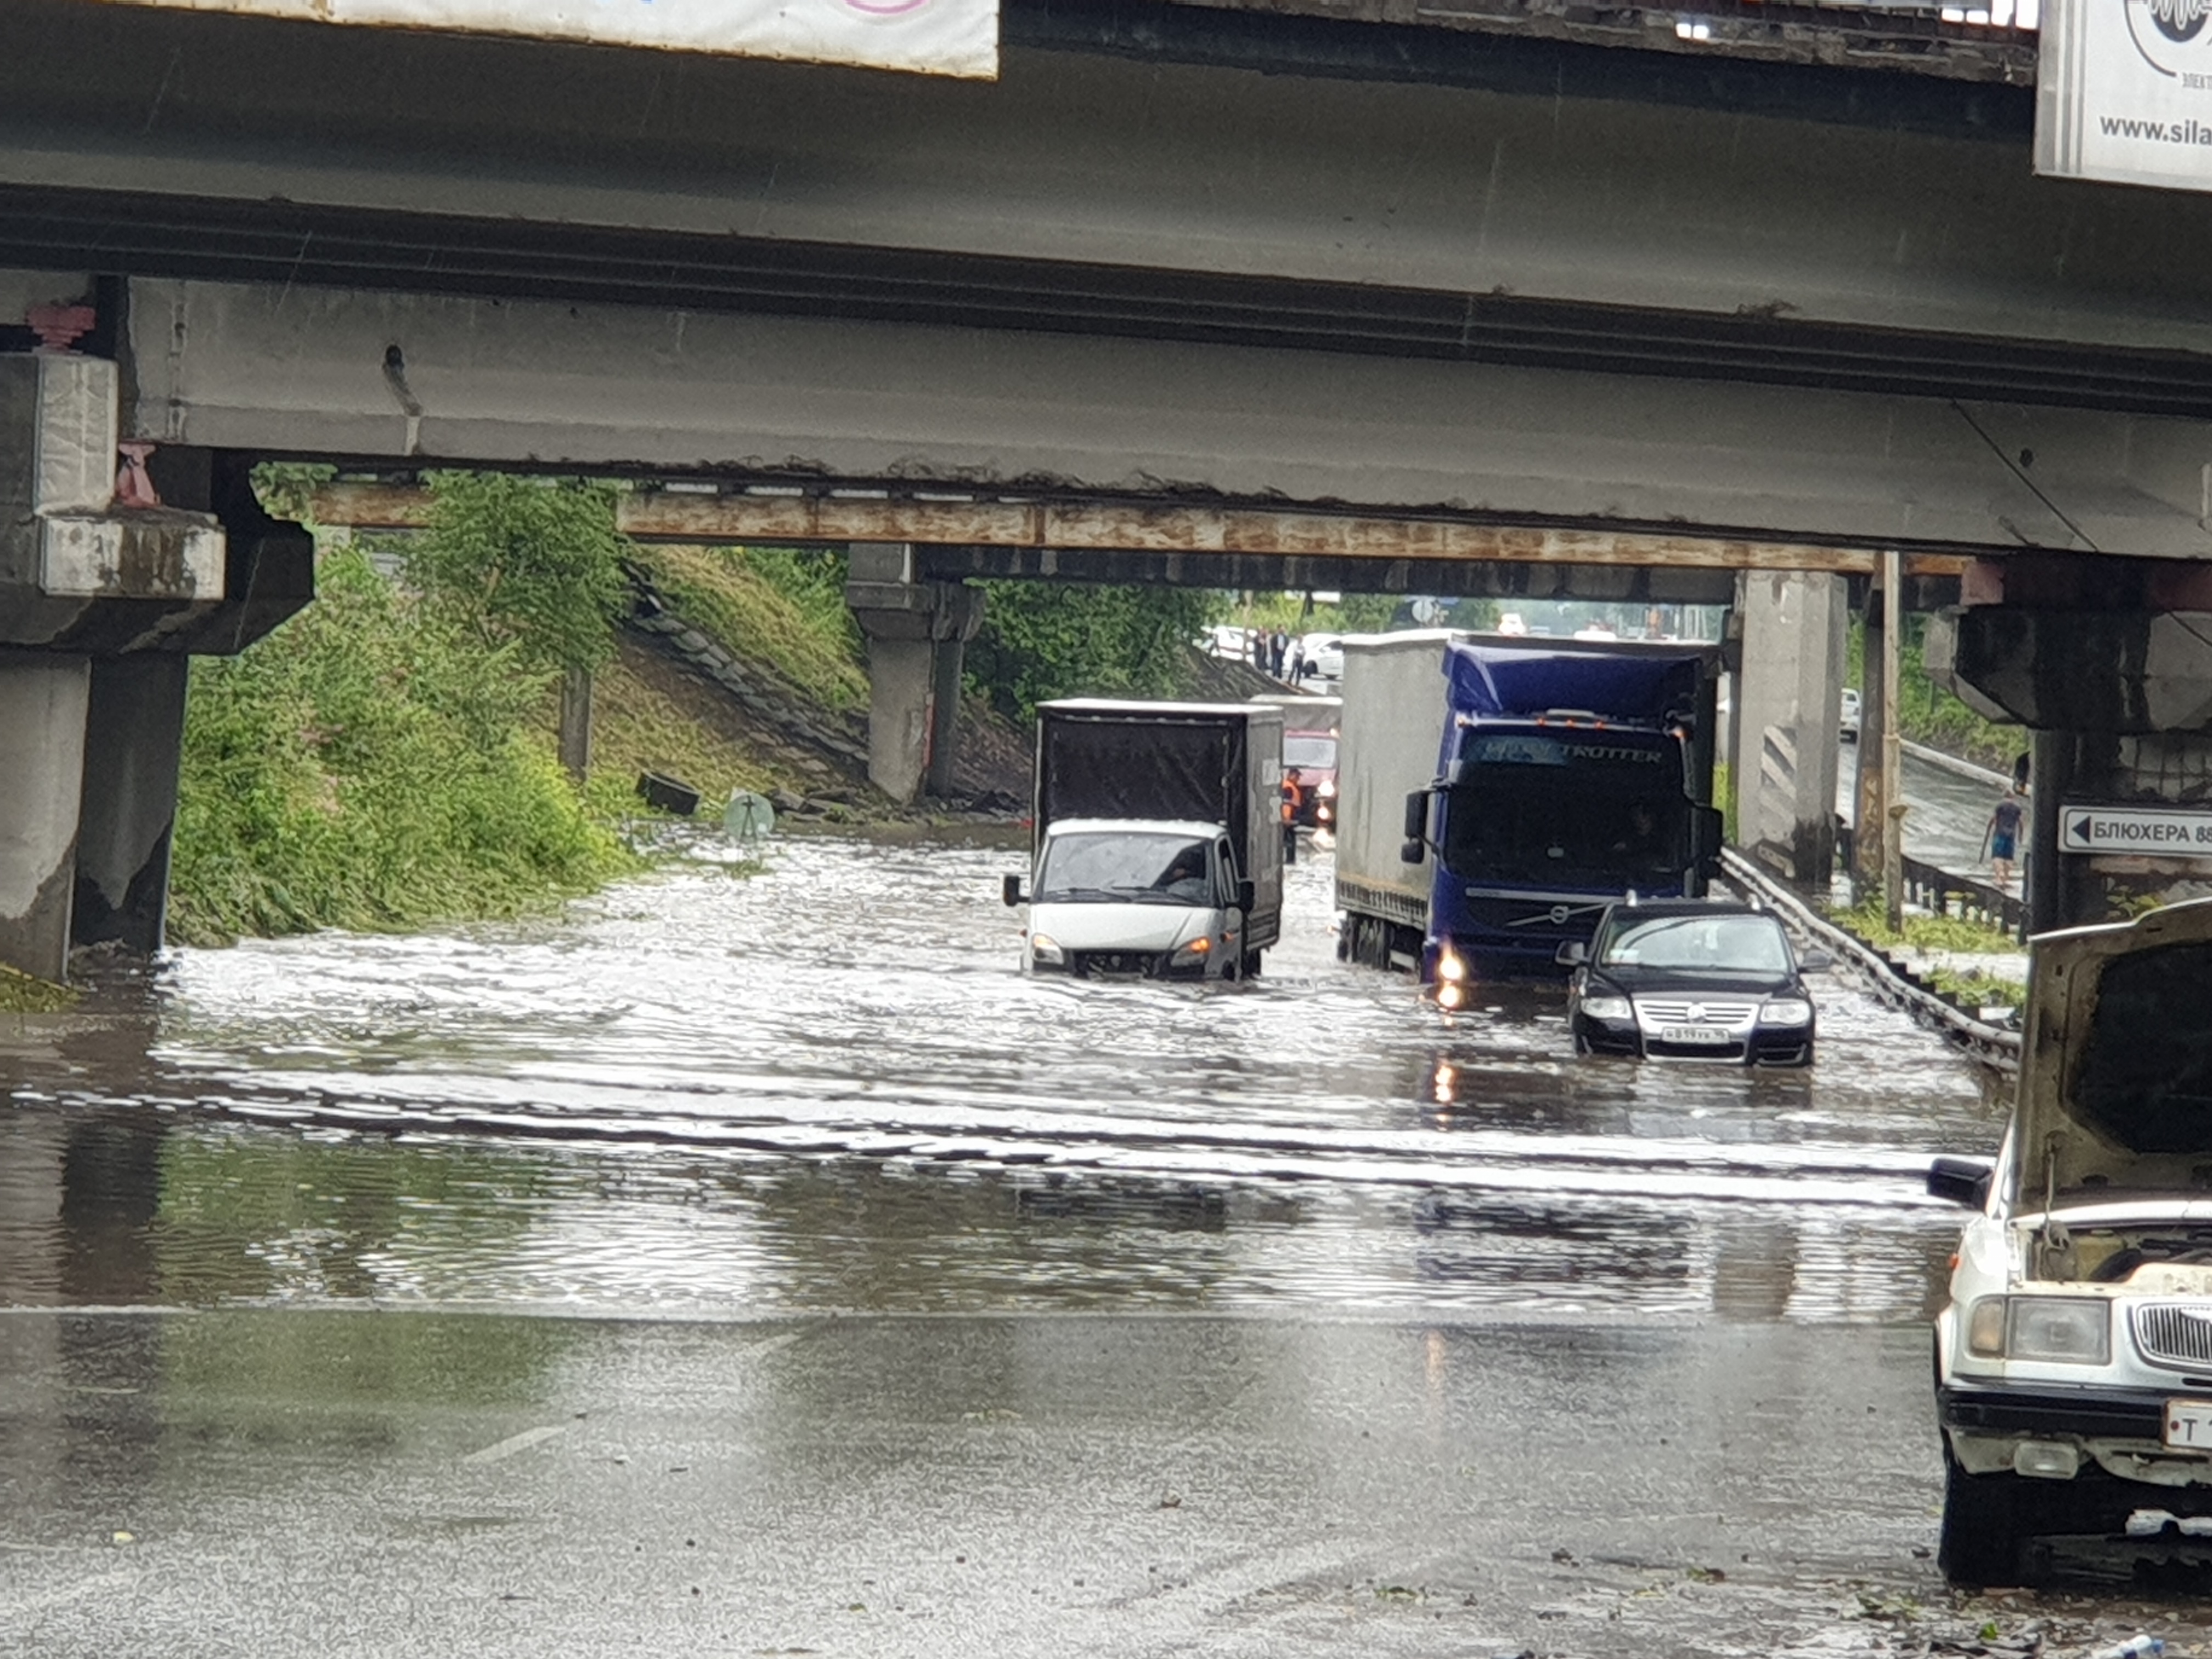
[1881,550,1904,933]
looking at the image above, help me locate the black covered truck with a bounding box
[1002,699,1285,980]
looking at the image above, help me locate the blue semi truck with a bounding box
[1334,631,1724,995]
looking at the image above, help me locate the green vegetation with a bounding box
[0,964,75,1012]
[1847,616,2022,772]
[1832,893,2020,956]
[170,546,634,946]
[967,581,1215,721]
[405,472,629,675]
[630,543,867,712]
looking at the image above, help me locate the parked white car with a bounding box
[1927,897,2212,1584]
[1840,687,1862,741]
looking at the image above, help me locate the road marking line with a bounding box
[462,1425,568,1466]
[744,1333,803,1361]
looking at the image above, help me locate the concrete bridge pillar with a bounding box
[1929,554,2212,930]
[72,653,189,953]
[844,544,983,805]
[1734,571,1848,891]
[0,652,90,982]
[0,331,311,981]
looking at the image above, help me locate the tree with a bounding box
[966,580,1214,721]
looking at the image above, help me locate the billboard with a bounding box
[2038,0,2212,188]
[107,0,998,79]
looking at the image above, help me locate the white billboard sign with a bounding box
[2038,0,2212,189]
[109,0,998,80]
[2059,801,2212,856]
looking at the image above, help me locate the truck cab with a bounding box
[1012,818,1256,980]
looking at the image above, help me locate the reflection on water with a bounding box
[0,834,2006,1322]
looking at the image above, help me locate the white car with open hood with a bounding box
[1928,896,2212,1584]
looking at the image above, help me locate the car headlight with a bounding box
[1761,997,1814,1026]
[1966,1295,2110,1364]
[1030,933,1065,966]
[1580,994,1631,1021]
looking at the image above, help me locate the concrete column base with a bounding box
[1736,572,1847,890]
[74,653,188,954]
[864,634,936,805]
[0,651,89,981]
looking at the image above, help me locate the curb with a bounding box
[1720,849,2021,1074]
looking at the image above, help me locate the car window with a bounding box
[1598,914,1791,973]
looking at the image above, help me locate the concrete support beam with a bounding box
[1735,571,1848,890]
[72,653,187,954]
[1852,586,1891,890]
[926,586,985,801]
[0,651,88,982]
[844,545,984,805]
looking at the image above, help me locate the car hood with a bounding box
[1028,901,1212,953]
[2014,896,2212,1210]
[1594,966,1797,1000]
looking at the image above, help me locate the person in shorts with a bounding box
[1983,786,2025,888]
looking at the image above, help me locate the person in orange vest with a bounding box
[1282,768,1306,826]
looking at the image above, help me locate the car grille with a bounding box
[1634,998,1759,1030]
[2133,1303,2212,1370]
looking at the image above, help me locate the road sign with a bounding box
[2039,0,2212,193]
[2059,803,2212,857]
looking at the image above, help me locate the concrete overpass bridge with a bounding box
[1,0,2207,981]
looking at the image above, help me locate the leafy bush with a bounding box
[170,548,633,945]
[967,581,1215,721]
[405,473,630,673]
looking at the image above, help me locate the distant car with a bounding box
[1840,687,1863,741]
[1496,612,1529,637]
[1282,728,1339,829]
[1559,900,1829,1066]
[1296,633,1344,684]
[1201,624,1255,661]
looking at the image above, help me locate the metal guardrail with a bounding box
[1721,848,2022,1073]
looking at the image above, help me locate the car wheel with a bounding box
[1937,1451,2032,1588]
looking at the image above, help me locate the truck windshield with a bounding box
[1441,734,1685,885]
[1036,833,1215,905]
[1284,735,1337,769]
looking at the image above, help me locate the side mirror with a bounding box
[1002,873,1026,907]
[1555,941,1588,967]
[1926,1156,1994,1210]
[1402,790,1428,840]
[1400,838,1425,865]
[1235,879,1256,913]
[1799,949,1835,973]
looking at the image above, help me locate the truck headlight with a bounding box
[1436,949,1468,983]
[1967,1295,2110,1364]
[1317,778,1336,798]
[1580,994,1631,1022]
[1761,997,1814,1026]
[1171,937,1213,963]
[1030,933,1065,966]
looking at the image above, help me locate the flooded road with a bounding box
[13,835,2207,1657]
[3,833,2002,1321]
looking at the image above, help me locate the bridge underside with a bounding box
[0,0,2206,556]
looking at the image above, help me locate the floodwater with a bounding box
[0,831,2006,1324]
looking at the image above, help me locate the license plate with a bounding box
[1658,1025,1731,1046]
[2165,1398,2212,1449]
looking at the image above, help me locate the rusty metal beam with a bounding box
[306,481,1970,578]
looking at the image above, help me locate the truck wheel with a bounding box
[1937,1452,2029,1588]
[1242,951,1262,979]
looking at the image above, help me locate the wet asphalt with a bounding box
[1,822,2204,1655]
